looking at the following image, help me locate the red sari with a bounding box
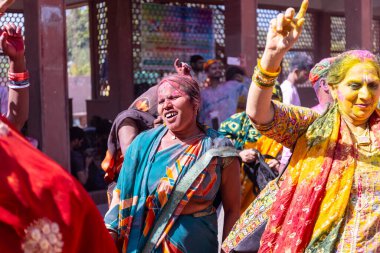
[0,116,117,253]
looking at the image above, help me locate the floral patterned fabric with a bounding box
[254,101,319,149]
[252,101,380,252]
[336,146,380,252]
[222,179,279,253]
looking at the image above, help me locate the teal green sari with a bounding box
[104,125,237,252]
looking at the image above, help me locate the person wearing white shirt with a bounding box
[280,53,313,106]
[280,79,301,106]
[280,53,313,170]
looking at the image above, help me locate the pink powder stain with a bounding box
[337,90,345,101]
[158,81,186,97]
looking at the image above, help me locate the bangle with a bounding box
[8,70,30,82]
[257,59,281,77]
[8,79,30,89]
[252,78,275,90]
[252,66,277,88]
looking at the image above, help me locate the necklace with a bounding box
[347,122,371,146]
[356,127,371,146]
[168,130,204,142]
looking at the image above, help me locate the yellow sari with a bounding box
[257,102,380,252]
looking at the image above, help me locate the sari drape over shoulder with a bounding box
[104,125,238,252]
[254,101,380,252]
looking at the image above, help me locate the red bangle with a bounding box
[8,71,29,82]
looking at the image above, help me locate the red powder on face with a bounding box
[158,82,186,98]
[337,90,345,101]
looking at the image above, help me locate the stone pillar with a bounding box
[23,0,70,169]
[107,0,134,110]
[345,0,372,50]
[87,0,133,122]
[225,0,258,75]
[314,11,331,62]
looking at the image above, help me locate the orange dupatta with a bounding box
[259,105,377,252]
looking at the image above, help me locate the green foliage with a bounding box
[66,6,91,76]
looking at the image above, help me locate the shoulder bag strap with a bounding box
[250,148,277,179]
[249,148,289,187]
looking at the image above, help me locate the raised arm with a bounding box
[0,0,15,15]
[246,0,308,125]
[1,24,29,130]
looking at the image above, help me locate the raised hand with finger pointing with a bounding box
[265,0,308,55]
[246,0,309,127]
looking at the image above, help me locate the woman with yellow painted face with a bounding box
[245,0,380,251]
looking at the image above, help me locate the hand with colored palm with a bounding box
[261,0,309,72]
[1,23,24,61]
[0,23,25,72]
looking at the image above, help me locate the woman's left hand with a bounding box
[0,23,24,62]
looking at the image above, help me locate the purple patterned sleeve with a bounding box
[251,101,319,148]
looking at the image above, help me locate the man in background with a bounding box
[279,54,313,172]
[199,60,248,129]
[280,53,313,106]
[189,54,206,85]
[279,57,334,172]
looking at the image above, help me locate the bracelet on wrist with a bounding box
[8,79,30,89]
[8,70,30,82]
[252,66,277,89]
[252,78,275,89]
[257,59,281,77]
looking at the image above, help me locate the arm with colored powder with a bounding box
[0,0,14,14]
[246,0,308,125]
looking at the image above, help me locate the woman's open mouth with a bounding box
[165,111,178,122]
[165,112,178,118]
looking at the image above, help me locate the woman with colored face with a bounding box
[329,54,380,126]
[105,61,241,252]
[227,0,380,252]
